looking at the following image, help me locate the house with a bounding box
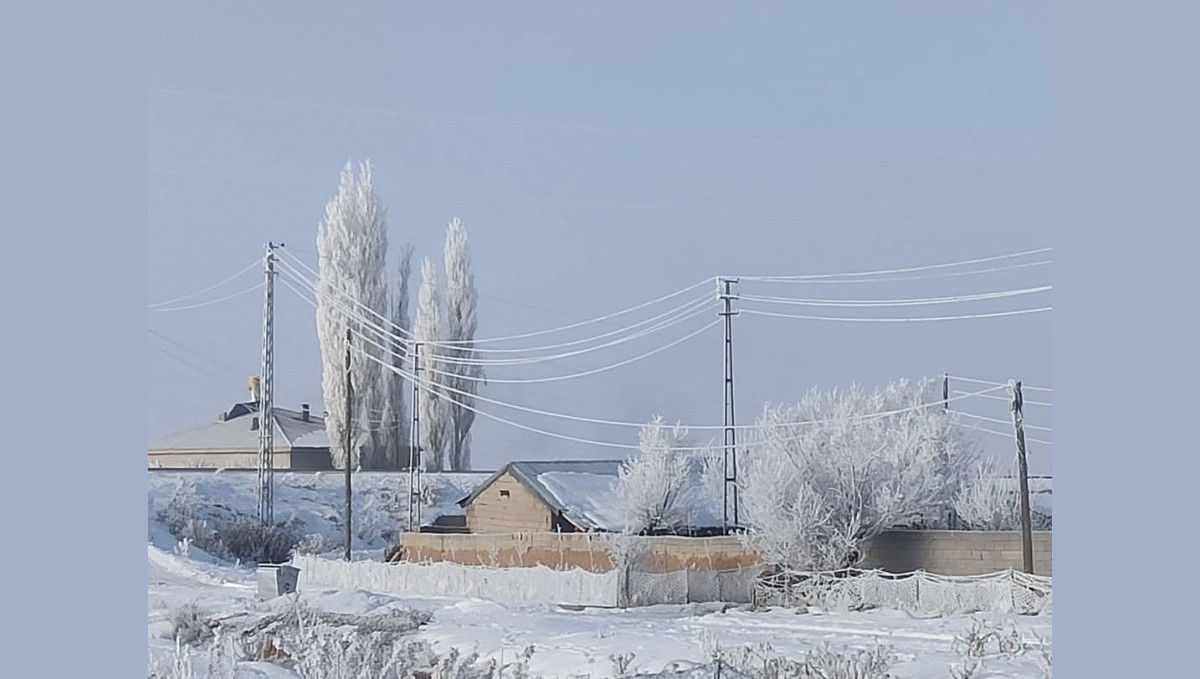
[456,459,723,535]
[148,398,332,470]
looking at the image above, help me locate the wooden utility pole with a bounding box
[942,373,950,411]
[343,327,354,562]
[1010,380,1035,574]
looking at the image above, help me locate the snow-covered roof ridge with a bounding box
[149,401,330,452]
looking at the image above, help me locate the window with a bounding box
[499,489,510,498]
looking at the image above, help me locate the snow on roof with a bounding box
[537,471,630,533]
[149,402,330,453]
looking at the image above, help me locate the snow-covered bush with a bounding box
[156,479,226,558]
[953,457,1053,532]
[170,603,212,645]
[697,637,896,679]
[217,517,301,564]
[614,416,712,534]
[294,533,340,556]
[739,377,977,570]
[953,457,1022,531]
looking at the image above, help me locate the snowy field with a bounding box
[148,470,488,555]
[147,472,1053,678]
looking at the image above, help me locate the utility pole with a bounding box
[1010,380,1035,574]
[256,242,281,526]
[408,342,422,532]
[718,277,740,531]
[942,373,950,411]
[343,327,353,562]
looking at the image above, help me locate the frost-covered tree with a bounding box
[442,218,484,471]
[739,377,976,570]
[953,456,1023,531]
[614,416,711,534]
[382,243,414,469]
[412,257,452,472]
[316,161,389,469]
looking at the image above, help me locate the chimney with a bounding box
[251,416,260,431]
[301,404,311,423]
[248,376,262,404]
[217,411,227,422]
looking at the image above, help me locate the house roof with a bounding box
[459,459,723,532]
[149,402,330,454]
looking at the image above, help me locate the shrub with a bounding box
[217,517,301,564]
[170,603,212,645]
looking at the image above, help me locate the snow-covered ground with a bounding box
[147,472,1053,678]
[149,470,489,554]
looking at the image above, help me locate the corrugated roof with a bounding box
[149,402,330,453]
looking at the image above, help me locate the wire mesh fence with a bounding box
[752,566,1052,616]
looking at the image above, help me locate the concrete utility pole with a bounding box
[408,342,422,532]
[257,242,281,525]
[1010,380,1036,574]
[718,277,740,531]
[343,327,354,562]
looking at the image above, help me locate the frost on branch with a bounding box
[953,456,1022,531]
[414,256,452,472]
[614,416,710,534]
[316,160,390,469]
[382,242,414,470]
[739,377,977,570]
[442,217,483,472]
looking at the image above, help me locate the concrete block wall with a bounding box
[859,530,1053,576]
[400,529,1052,577]
[465,472,553,533]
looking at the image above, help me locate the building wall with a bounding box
[465,472,553,533]
[400,529,1053,577]
[401,532,762,573]
[859,529,1053,576]
[288,447,334,470]
[147,450,323,470]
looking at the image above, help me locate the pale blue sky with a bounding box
[148,3,1052,473]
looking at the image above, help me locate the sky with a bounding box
[148,3,1052,474]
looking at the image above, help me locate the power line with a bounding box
[956,411,1053,433]
[334,305,1009,437]
[736,247,1050,282]
[149,282,263,312]
[281,274,722,386]
[147,328,247,380]
[278,262,718,363]
[285,270,1014,433]
[954,390,1052,408]
[967,424,1053,447]
[947,374,1053,394]
[360,335,1011,449]
[737,259,1052,286]
[278,248,716,347]
[148,258,261,308]
[739,285,1050,308]
[740,306,1051,323]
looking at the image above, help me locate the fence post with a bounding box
[1009,568,1018,613]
